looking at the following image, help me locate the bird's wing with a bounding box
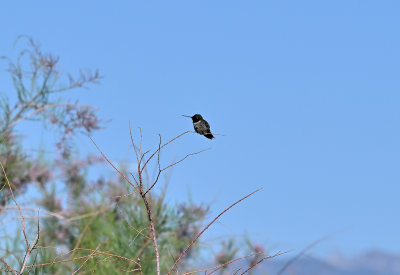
[204,120,210,129]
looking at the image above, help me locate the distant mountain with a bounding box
[261,250,400,275]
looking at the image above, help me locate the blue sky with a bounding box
[1,1,400,258]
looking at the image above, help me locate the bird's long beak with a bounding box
[181,115,192,118]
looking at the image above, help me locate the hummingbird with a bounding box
[182,114,214,139]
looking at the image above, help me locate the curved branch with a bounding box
[167,188,262,274]
[141,131,191,172]
[89,136,140,194]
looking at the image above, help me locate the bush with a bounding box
[0,37,276,274]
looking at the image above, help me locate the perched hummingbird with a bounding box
[182,114,214,139]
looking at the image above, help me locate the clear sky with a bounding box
[1,1,399,258]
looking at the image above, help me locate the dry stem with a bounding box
[239,251,288,274]
[184,252,262,275]
[89,136,140,194]
[277,235,331,275]
[167,188,262,274]
[0,160,29,248]
[25,248,141,272]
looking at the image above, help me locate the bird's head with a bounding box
[182,114,203,122]
[191,114,203,122]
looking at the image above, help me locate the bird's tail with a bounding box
[205,133,214,139]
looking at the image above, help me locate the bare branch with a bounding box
[127,127,161,274]
[277,235,331,275]
[25,248,141,269]
[139,150,150,167]
[0,160,29,248]
[141,131,192,173]
[143,135,162,196]
[139,127,143,164]
[7,68,53,126]
[25,254,100,269]
[0,206,66,220]
[240,251,288,275]
[129,121,139,164]
[161,147,211,172]
[142,172,160,197]
[111,191,136,201]
[130,172,140,188]
[66,206,111,222]
[19,219,40,274]
[0,256,17,275]
[141,195,160,275]
[144,145,210,196]
[8,103,95,129]
[184,252,263,275]
[71,214,97,257]
[89,136,140,194]
[167,188,262,274]
[72,244,101,275]
[128,225,152,242]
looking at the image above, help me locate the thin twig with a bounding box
[26,213,40,275]
[72,244,101,274]
[8,103,95,129]
[139,128,143,166]
[184,252,262,275]
[0,160,29,248]
[7,69,52,128]
[89,136,140,194]
[135,233,152,260]
[167,188,262,275]
[130,172,140,187]
[141,131,191,173]
[141,194,160,275]
[71,214,97,256]
[24,254,101,269]
[211,133,226,137]
[0,256,17,275]
[0,206,66,220]
[66,206,111,222]
[128,225,152,242]
[144,146,210,196]
[277,236,330,275]
[161,148,211,172]
[129,121,140,164]
[25,248,141,269]
[139,150,150,167]
[143,135,162,196]
[19,217,40,274]
[92,132,158,274]
[137,131,160,274]
[239,251,288,274]
[112,191,136,201]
